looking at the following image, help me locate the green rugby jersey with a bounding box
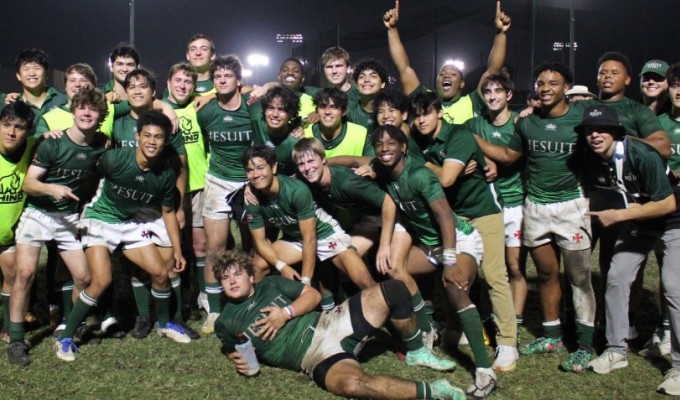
[28,132,108,213]
[376,157,474,247]
[249,100,300,176]
[197,95,254,180]
[246,175,337,241]
[511,106,583,204]
[304,165,385,230]
[579,97,662,138]
[465,112,525,207]
[346,85,361,103]
[112,114,186,156]
[20,87,68,118]
[304,121,374,158]
[215,276,319,371]
[416,121,502,217]
[658,112,680,171]
[0,137,36,245]
[346,100,376,133]
[194,79,215,96]
[83,148,176,223]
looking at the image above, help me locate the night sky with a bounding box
[1,0,679,99]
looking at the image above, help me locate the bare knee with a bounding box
[327,371,368,398]
[253,256,271,281]
[149,268,169,286]
[15,264,37,287]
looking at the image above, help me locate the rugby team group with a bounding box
[1,1,680,399]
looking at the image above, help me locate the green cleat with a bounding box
[406,347,457,371]
[560,348,592,373]
[430,378,466,400]
[520,336,565,355]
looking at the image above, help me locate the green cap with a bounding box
[639,59,669,77]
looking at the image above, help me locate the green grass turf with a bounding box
[0,238,671,399]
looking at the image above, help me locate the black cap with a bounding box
[575,105,626,138]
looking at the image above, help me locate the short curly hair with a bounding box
[212,250,255,280]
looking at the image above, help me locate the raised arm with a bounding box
[477,1,512,94]
[384,0,420,95]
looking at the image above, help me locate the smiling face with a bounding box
[374,130,407,172]
[483,82,511,112]
[376,102,407,127]
[246,156,277,192]
[16,62,47,92]
[126,75,155,110]
[65,71,94,100]
[295,150,324,184]
[136,124,167,160]
[264,96,291,132]
[317,99,344,131]
[535,70,569,108]
[168,70,196,105]
[640,73,668,100]
[585,126,617,158]
[111,56,138,85]
[278,60,304,91]
[186,38,215,71]
[436,65,465,101]
[72,104,102,132]
[0,117,29,155]
[356,68,385,97]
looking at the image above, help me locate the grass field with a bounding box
[0,242,672,400]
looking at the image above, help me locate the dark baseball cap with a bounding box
[575,105,626,138]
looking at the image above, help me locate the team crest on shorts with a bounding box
[572,232,584,243]
[141,230,151,239]
[328,241,337,250]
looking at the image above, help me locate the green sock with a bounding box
[8,322,24,343]
[170,276,182,321]
[543,321,563,339]
[62,290,97,339]
[321,291,335,311]
[459,306,491,368]
[196,256,206,292]
[412,291,434,332]
[206,283,222,312]
[576,322,594,352]
[152,287,172,326]
[131,277,151,317]
[416,381,433,399]
[61,281,74,320]
[516,314,524,326]
[2,291,9,328]
[403,328,424,352]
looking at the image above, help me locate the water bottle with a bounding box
[234,333,260,376]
